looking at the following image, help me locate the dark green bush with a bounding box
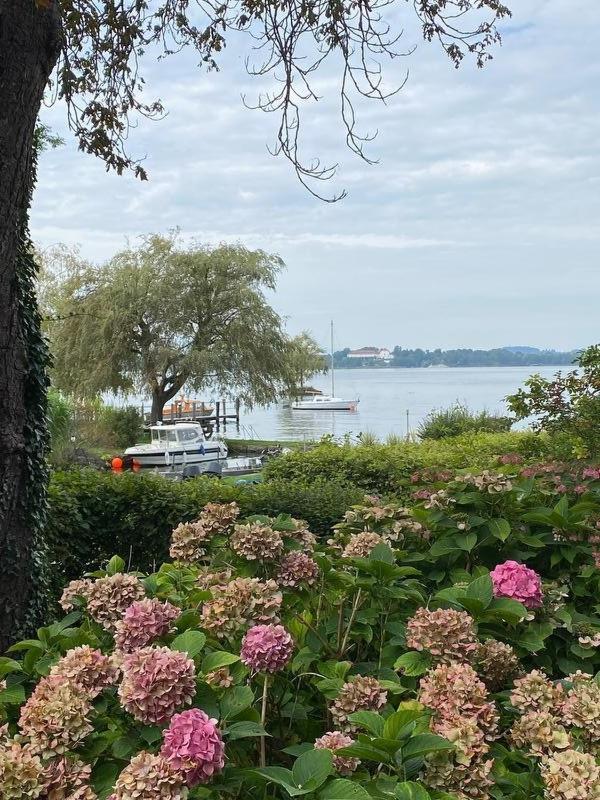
[45,470,363,603]
[418,402,513,439]
[99,405,144,449]
[263,431,555,493]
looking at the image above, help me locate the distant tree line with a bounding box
[333,347,578,369]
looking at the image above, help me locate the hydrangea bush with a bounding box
[2,467,600,799]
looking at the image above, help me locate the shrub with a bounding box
[263,431,555,493]
[508,344,600,457]
[99,405,144,450]
[45,470,364,607]
[3,484,600,800]
[418,402,513,440]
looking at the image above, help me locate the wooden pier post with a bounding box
[235,397,240,431]
[222,398,227,431]
[215,401,221,431]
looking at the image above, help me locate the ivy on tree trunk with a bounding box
[0,0,60,649]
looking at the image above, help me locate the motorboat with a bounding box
[292,395,359,411]
[124,422,227,468]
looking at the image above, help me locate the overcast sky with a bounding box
[32,0,599,353]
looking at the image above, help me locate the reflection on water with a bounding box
[229,366,560,442]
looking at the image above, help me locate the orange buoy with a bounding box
[111,456,124,471]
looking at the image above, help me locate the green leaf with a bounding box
[170,630,206,658]
[111,735,139,760]
[292,749,334,792]
[369,543,395,564]
[220,685,254,720]
[0,657,23,676]
[251,767,311,796]
[7,639,45,653]
[394,651,432,677]
[320,779,372,799]
[402,734,454,760]
[488,518,511,542]
[395,781,431,800]
[0,684,26,705]
[456,533,477,552]
[91,761,121,800]
[201,650,240,674]
[106,555,125,575]
[347,710,384,736]
[337,743,391,763]
[465,574,493,609]
[383,704,428,740]
[139,725,162,745]
[225,721,269,740]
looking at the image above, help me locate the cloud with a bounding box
[31,0,599,350]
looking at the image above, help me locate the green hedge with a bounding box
[263,431,561,493]
[45,470,364,603]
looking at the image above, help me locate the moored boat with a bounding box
[292,395,359,411]
[124,422,227,468]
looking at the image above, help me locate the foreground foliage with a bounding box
[3,459,600,798]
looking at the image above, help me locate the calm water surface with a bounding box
[226,366,559,442]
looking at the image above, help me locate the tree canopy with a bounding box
[39,0,510,198]
[46,234,326,420]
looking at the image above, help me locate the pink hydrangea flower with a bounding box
[240,624,293,673]
[161,708,225,786]
[490,560,543,609]
[118,646,196,724]
[114,598,180,652]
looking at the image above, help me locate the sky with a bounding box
[32,0,600,353]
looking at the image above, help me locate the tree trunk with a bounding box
[149,381,186,424]
[0,0,61,650]
[150,390,168,424]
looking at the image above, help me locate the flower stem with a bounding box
[260,673,269,768]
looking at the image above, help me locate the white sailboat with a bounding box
[292,322,359,411]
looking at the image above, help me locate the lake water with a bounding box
[225,366,559,442]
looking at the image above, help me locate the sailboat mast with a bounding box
[330,320,335,396]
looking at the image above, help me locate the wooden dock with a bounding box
[142,398,241,432]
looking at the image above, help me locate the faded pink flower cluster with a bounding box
[200,577,282,638]
[19,675,93,757]
[161,709,225,786]
[475,639,521,691]
[42,756,96,800]
[419,662,498,738]
[49,645,118,697]
[541,749,600,800]
[112,751,185,800]
[342,532,385,558]
[419,662,498,799]
[510,670,564,714]
[330,676,388,733]
[63,573,146,631]
[490,560,543,609]
[406,607,478,664]
[170,503,240,564]
[230,523,284,561]
[314,731,359,775]
[114,598,180,652]
[240,624,294,673]
[277,551,320,588]
[422,717,494,800]
[118,646,196,724]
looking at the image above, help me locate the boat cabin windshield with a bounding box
[151,427,201,444]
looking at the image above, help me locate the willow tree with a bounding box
[48,235,293,422]
[1,0,510,643]
[284,332,328,394]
